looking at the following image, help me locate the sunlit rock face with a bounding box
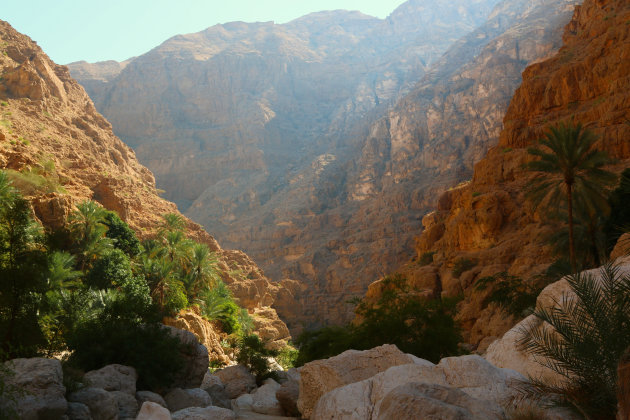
[69,0,578,331]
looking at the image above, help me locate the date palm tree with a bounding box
[527,121,616,271]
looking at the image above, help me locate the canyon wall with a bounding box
[0,20,290,346]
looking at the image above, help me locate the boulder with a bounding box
[111,390,139,418]
[200,371,222,390]
[171,406,236,420]
[311,355,524,420]
[251,379,283,416]
[136,390,168,409]
[205,383,231,409]
[214,365,256,399]
[297,344,423,418]
[68,402,92,420]
[276,378,300,417]
[136,401,171,420]
[84,364,137,394]
[0,358,67,420]
[376,382,504,420]
[165,325,209,389]
[233,393,254,411]
[164,388,212,412]
[69,387,118,420]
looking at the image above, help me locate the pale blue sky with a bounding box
[3,1,406,64]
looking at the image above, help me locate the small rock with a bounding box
[84,364,138,394]
[136,401,171,420]
[171,406,236,420]
[214,365,256,399]
[111,390,139,418]
[164,388,212,412]
[136,390,167,408]
[67,402,92,420]
[69,388,118,420]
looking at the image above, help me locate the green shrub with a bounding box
[86,248,133,290]
[103,211,141,257]
[295,325,356,367]
[276,345,299,370]
[236,334,279,381]
[417,251,435,266]
[518,264,630,419]
[475,272,543,317]
[452,258,476,278]
[199,281,242,334]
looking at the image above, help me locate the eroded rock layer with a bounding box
[0,20,290,342]
[404,0,630,345]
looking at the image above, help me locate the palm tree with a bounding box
[68,201,112,271]
[527,121,616,270]
[182,243,219,300]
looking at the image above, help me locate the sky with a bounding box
[3,0,407,65]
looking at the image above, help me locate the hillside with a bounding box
[397,0,630,346]
[0,20,290,347]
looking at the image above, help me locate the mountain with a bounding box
[395,0,630,347]
[0,20,291,347]
[69,0,579,331]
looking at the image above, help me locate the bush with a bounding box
[236,334,278,381]
[452,258,476,278]
[85,248,133,290]
[199,281,242,334]
[418,251,435,266]
[295,325,356,367]
[103,211,141,257]
[518,264,630,419]
[475,272,543,317]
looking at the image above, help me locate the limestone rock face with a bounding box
[0,358,67,420]
[383,0,630,347]
[297,344,421,418]
[0,19,292,344]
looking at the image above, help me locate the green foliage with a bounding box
[68,201,112,271]
[475,272,542,317]
[4,160,64,196]
[276,345,299,370]
[86,248,133,290]
[236,334,279,381]
[296,274,462,366]
[526,121,616,269]
[199,281,241,334]
[604,168,630,253]
[452,258,476,278]
[103,211,141,257]
[518,264,630,419]
[417,251,435,266]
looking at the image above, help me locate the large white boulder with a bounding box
[165,325,209,389]
[84,364,137,395]
[297,344,425,418]
[251,378,283,416]
[311,355,524,420]
[376,382,504,420]
[0,358,67,420]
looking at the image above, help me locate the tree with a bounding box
[518,264,630,420]
[527,121,616,271]
[103,211,141,257]
[68,201,112,271]
[181,243,219,300]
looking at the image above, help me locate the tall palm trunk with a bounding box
[567,184,576,272]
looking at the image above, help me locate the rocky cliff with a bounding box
[401,0,630,346]
[0,20,290,346]
[68,0,580,332]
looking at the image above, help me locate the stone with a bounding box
[311,354,524,419]
[0,358,67,420]
[376,382,504,420]
[214,365,257,399]
[165,326,210,389]
[84,364,138,394]
[619,348,630,420]
[171,406,236,420]
[201,371,223,389]
[68,402,92,420]
[136,390,167,408]
[251,379,283,416]
[69,388,118,420]
[136,401,171,420]
[297,344,422,418]
[111,390,139,418]
[205,383,232,409]
[233,393,254,411]
[276,378,300,417]
[164,388,212,412]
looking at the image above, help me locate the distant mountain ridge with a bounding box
[68,0,578,331]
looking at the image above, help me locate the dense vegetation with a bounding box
[0,170,252,389]
[295,274,462,366]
